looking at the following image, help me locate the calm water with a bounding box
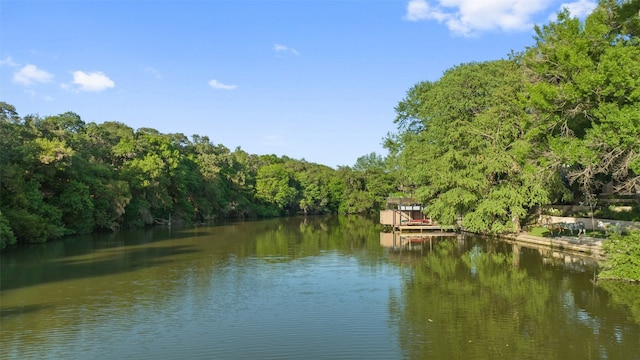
[1,216,639,360]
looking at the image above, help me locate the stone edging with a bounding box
[498,232,604,261]
[539,215,640,232]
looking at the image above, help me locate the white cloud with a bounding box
[404,0,554,36]
[13,64,53,85]
[274,43,300,56]
[208,79,238,90]
[554,0,597,19]
[70,71,115,92]
[405,0,445,22]
[0,56,20,67]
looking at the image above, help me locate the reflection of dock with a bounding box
[380,232,458,250]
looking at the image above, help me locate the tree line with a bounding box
[2,0,639,251]
[0,105,394,249]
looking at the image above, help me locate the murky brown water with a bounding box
[1,216,639,359]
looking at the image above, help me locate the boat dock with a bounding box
[396,224,458,232]
[379,198,458,250]
[379,198,604,260]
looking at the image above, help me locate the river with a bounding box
[1,215,639,359]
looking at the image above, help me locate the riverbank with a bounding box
[498,232,604,260]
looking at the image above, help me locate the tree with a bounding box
[0,110,70,243]
[523,1,640,200]
[388,60,561,233]
[0,211,17,249]
[255,163,298,214]
[293,162,334,215]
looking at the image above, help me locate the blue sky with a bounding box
[0,0,597,168]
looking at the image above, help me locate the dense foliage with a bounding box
[386,0,639,235]
[523,0,640,202]
[599,230,640,282]
[0,103,394,249]
[3,1,639,277]
[387,60,563,233]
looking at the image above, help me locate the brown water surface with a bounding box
[1,215,639,359]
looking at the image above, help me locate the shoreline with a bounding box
[497,232,604,261]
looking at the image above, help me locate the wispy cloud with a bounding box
[404,0,556,36]
[22,88,54,102]
[208,79,238,90]
[66,71,115,92]
[0,56,20,67]
[13,64,53,85]
[274,43,300,56]
[144,66,163,80]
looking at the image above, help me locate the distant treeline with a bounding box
[0,103,394,249]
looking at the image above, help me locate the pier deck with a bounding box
[397,224,457,232]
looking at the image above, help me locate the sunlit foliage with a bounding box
[386,0,639,235]
[0,102,394,249]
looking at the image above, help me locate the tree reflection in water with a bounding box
[389,237,640,360]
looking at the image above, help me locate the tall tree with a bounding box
[0,109,69,244]
[523,1,640,200]
[255,163,298,215]
[292,162,335,215]
[388,60,562,233]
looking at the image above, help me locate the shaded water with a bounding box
[1,216,639,360]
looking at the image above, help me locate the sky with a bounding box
[0,0,597,168]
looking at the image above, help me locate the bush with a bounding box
[0,211,17,249]
[542,207,563,216]
[598,230,640,282]
[595,205,640,222]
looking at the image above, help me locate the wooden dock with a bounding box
[380,209,458,233]
[397,224,458,232]
[379,206,458,249]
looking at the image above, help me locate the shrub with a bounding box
[598,230,640,282]
[595,205,640,222]
[0,211,17,249]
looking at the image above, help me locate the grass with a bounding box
[584,231,606,239]
[528,226,550,237]
[526,226,606,239]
